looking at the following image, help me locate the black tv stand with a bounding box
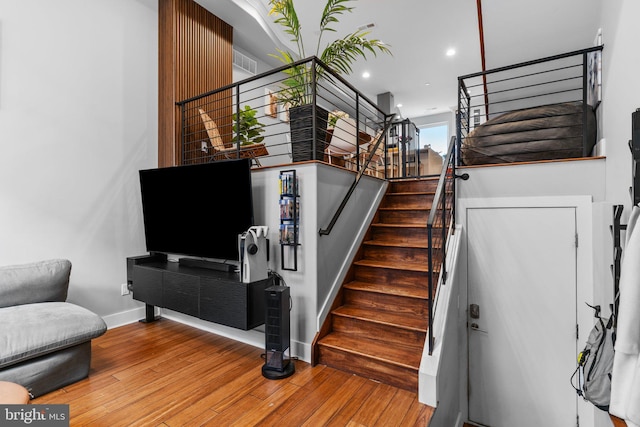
[178,257,236,272]
[126,254,271,330]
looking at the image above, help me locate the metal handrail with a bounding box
[458,45,604,80]
[319,114,396,236]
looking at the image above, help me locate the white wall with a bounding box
[0,0,158,322]
[600,0,640,210]
[420,227,463,426]
[458,158,606,201]
[455,160,608,426]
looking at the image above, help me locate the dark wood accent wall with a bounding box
[158,0,233,167]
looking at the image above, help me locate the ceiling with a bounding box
[196,0,602,120]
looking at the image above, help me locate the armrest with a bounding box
[0,259,71,308]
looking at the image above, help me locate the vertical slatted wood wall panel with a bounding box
[158,0,233,167]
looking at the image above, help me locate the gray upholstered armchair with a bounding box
[0,259,107,397]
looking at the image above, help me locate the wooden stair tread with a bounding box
[371,223,428,229]
[372,223,428,229]
[363,239,442,249]
[332,305,428,332]
[354,258,436,273]
[378,207,430,211]
[344,281,430,299]
[372,222,447,229]
[386,191,435,196]
[318,332,423,370]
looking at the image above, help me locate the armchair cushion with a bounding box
[0,259,71,308]
[0,302,107,368]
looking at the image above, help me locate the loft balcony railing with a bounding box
[176,56,394,178]
[457,45,603,166]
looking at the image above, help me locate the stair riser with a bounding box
[378,209,429,224]
[317,345,418,392]
[371,226,430,243]
[390,180,438,194]
[382,194,433,209]
[343,288,428,317]
[354,265,433,287]
[331,315,426,348]
[362,245,442,265]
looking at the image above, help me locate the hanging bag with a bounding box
[571,304,616,411]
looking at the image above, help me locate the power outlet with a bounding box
[120,283,130,296]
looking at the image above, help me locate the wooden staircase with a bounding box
[314,177,441,393]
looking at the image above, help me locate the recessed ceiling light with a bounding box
[424,82,431,86]
[446,48,456,57]
[362,71,370,79]
[396,103,403,108]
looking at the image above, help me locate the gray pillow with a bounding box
[0,259,71,308]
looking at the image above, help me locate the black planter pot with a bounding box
[288,104,329,162]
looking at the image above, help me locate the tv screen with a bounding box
[139,159,254,261]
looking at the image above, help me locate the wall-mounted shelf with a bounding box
[279,170,299,271]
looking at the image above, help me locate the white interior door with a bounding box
[467,207,577,427]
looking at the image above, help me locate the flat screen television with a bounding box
[139,159,254,262]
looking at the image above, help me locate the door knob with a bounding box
[470,322,487,333]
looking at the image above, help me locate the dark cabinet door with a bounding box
[132,267,163,307]
[163,272,199,317]
[200,277,248,329]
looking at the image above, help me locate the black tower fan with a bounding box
[262,284,295,379]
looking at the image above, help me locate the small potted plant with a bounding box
[268,0,391,162]
[233,105,266,146]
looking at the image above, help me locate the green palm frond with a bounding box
[317,0,354,56]
[268,0,392,106]
[320,31,392,75]
[269,0,305,58]
[319,0,353,34]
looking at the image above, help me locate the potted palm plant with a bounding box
[268,0,391,162]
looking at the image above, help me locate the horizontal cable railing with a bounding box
[176,57,394,178]
[457,45,603,166]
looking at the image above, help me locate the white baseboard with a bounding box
[101,307,312,363]
[102,306,149,329]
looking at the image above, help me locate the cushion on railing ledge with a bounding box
[0,302,107,368]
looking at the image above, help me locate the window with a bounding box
[419,123,448,155]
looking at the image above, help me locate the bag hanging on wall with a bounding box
[571,304,616,411]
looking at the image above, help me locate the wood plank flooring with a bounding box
[32,319,434,426]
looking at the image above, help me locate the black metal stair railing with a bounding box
[426,134,468,355]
